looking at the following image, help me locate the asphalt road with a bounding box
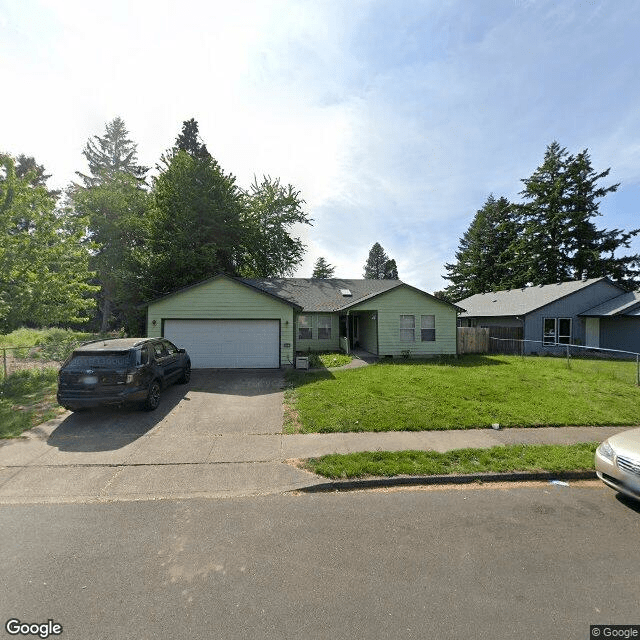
[1,482,639,640]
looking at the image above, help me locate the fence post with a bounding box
[566,344,570,369]
[2,348,6,381]
[637,354,639,387]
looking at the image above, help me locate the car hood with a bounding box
[607,427,640,458]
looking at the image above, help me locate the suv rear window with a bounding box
[66,352,132,369]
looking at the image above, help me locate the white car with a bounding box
[595,428,640,501]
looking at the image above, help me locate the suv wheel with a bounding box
[144,380,161,411]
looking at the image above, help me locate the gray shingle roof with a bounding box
[579,290,640,317]
[457,278,609,317]
[240,278,403,312]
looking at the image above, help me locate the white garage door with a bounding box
[163,319,280,368]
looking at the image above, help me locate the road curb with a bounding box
[297,469,597,492]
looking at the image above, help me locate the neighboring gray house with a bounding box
[457,277,640,354]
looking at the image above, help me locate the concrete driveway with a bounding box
[0,370,317,504]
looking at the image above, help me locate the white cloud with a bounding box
[2,0,640,294]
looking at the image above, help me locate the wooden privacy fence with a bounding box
[457,327,489,354]
[457,326,524,354]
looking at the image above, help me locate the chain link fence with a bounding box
[1,341,82,381]
[490,337,640,385]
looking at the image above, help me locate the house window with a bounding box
[543,318,572,345]
[558,318,571,344]
[298,315,312,340]
[421,315,435,341]
[543,318,556,345]
[318,315,331,340]
[400,315,415,342]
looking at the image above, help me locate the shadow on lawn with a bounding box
[285,369,336,389]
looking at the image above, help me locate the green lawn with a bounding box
[285,355,640,433]
[0,369,62,438]
[302,443,599,478]
[0,327,126,437]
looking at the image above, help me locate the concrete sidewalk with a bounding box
[0,411,625,504]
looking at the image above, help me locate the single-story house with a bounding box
[146,274,463,368]
[457,277,640,354]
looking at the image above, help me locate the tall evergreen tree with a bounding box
[174,118,211,159]
[72,172,151,332]
[384,258,399,279]
[76,117,148,187]
[312,256,335,278]
[147,150,242,295]
[363,242,398,279]
[444,195,520,300]
[516,141,639,286]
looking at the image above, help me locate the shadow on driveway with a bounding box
[48,383,189,453]
[46,369,286,453]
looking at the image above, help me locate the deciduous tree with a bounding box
[0,154,97,331]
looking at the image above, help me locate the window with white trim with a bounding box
[543,318,556,345]
[298,315,312,340]
[421,315,435,341]
[400,315,415,342]
[543,317,572,345]
[318,315,331,340]
[557,318,571,344]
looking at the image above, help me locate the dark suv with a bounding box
[57,338,191,412]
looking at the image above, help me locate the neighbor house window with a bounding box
[298,315,312,340]
[400,315,415,342]
[543,318,572,345]
[543,318,556,345]
[318,315,331,340]
[557,318,572,344]
[421,315,435,341]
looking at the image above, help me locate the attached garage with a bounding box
[146,275,299,369]
[163,319,280,368]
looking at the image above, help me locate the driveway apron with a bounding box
[0,370,316,504]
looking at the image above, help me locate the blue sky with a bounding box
[2,0,639,293]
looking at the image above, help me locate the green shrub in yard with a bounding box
[304,443,599,478]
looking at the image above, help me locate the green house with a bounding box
[146,275,463,368]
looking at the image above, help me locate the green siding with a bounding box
[147,276,296,366]
[295,313,340,352]
[349,286,457,356]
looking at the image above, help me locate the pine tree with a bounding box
[444,195,520,300]
[384,258,399,279]
[517,141,639,286]
[76,117,148,187]
[312,257,335,278]
[364,243,398,279]
[174,118,211,159]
